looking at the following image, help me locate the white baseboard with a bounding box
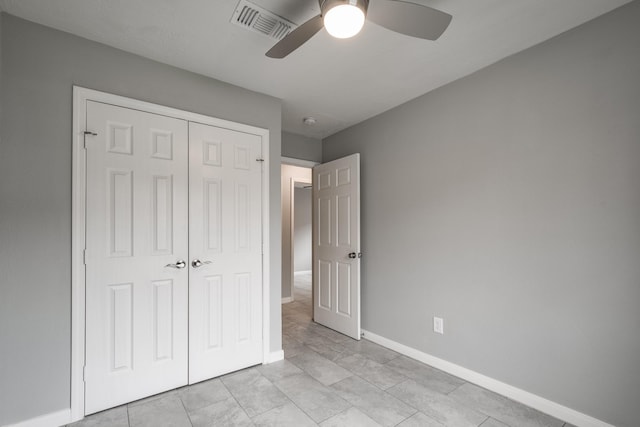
[294,270,312,276]
[281,296,294,304]
[5,408,71,427]
[264,350,285,364]
[361,329,613,427]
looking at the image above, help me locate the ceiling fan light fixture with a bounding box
[265,0,450,59]
[323,0,367,39]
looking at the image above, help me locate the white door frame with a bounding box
[281,156,318,169]
[71,86,271,422]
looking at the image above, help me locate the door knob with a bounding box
[348,252,357,259]
[165,260,186,269]
[192,259,213,268]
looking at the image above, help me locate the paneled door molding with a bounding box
[71,86,271,423]
[312,153,361,340]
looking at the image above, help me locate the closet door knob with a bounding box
[165,260,186,269]
[192,259,213,268]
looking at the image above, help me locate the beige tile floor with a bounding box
[69,273,576,427]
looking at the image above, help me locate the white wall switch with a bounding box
[433,316,444,334]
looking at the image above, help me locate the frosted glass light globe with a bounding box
[324,4,365,39]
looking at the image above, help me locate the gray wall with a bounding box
[294,187,312,272]
[0,14,282,425]
[323,3,640,427]
[282,131,322,162]
[0,12,3,127]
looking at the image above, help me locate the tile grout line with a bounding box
[225,384,255,423]
[477,415,492,426]
[222,369,287,421]
[276,382,335,426]
[266,371,323,424]
[249,402,296,423]
[446,379,469,395]
[176,393,195,427]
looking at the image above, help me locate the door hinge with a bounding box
[83,365,86,382]
[83,131,97,149]
[83,249,87,265]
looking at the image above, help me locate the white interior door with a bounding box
[188,122,264,384]
[313,154,361,340]
[85,101,189,414]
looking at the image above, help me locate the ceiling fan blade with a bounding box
[367,0,452,41]
[266,14,324,58]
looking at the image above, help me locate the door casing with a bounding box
[71,86,272,423]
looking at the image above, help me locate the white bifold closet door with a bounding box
[85,101,189,414]
[84,102,264,415]
[188,122,263,383]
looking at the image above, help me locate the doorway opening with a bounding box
[291,183,313,313]
[281,154,362,341]
[281,160,316,318]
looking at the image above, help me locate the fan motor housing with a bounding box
[319,0,369,16]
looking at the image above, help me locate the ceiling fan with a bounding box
[266,0,452,58]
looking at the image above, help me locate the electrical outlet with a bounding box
[433,316,444,334]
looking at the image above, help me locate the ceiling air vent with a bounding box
[231,0,296,40]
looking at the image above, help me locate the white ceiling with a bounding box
[0,0,631,139]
